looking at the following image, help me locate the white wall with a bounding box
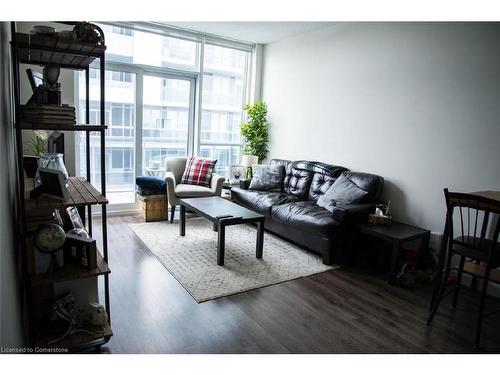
[262,22,500,234]
[0,22,24,349]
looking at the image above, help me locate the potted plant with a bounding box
[240,101,270,177]
[24,130,48,178]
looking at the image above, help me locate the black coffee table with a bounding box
[179,196,265,266]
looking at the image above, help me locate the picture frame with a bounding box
[38,168,69,201]
[52,208,64,227]
[66,206,84,230]
[63,233,97,270]
[47,131,65,156]
[26,68,44,92]
[229,165,246,183]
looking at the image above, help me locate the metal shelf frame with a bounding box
[10,21,111,351]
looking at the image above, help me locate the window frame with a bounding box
[75,22,255,212]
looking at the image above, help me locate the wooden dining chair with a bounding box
[427,188,500,348]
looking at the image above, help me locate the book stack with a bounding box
[21,105,76,127]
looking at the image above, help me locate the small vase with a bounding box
[35,153,69,186]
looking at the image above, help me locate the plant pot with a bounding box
[23,155,39,178]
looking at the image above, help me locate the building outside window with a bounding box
[200,44,248,176]
[77,23,253,207]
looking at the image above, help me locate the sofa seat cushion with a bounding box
[231,187,300,217]
[175,183,213,197]
[271,201,341,236]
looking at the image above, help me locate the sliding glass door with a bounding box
[78,68,137,205]
[78,69,195,208]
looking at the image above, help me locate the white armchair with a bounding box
[164,157,225,222]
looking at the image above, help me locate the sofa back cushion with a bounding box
[291,161,349,203]
[165,157,188,184]
[268,159,349,201]
[308,173,338,202]
[285,167,314,199]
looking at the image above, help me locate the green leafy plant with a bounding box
[29,130,48,156]
[240,101,270,162]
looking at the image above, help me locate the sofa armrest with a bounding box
[239,178,251,190]
[165,171,177,204]
[342,202,377,222]
[210,173,226,195]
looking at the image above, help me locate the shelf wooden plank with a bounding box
[17,122,107,131]
[14,33,106,70]
[65,178,87,206]
[31,251,110,287]
[463,262,500,284]
[34,317,112,352]
[24,177,108,218]
[69,178,98,205]
[76,177,108,205]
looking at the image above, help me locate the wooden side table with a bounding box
[356,221,431,284]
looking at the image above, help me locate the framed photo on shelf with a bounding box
[66,206,84,229]
[38,168,69,201]
[63,233,97,270]
[26,68,44,91]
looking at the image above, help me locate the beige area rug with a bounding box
[129,218,338,302]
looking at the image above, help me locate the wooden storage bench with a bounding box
[138,194,168,222]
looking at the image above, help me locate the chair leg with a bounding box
[475,266,491,349]
[428,251,453,325]
[452,255,466,309]
[170,205,175,223]
[430,247,447,310]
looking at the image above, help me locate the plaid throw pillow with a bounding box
[180,157,217,187]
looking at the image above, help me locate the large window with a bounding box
[78,68,136,205]
[77,23,253,209]
[200,44,248,176]
[142,75,192,173]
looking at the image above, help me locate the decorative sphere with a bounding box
[67,228,90,239]
[34,224,66,253]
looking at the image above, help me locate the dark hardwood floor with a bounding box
[93,214,500,353]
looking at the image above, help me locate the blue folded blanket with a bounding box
[136,176,166,196]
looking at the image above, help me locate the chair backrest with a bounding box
[165,157,187,184]
[443,188,500,257]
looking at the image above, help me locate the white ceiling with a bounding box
[165,22,334,44]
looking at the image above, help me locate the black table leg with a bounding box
[179,204,185,236]
[389,240,401,284]
[212,221,218,232]
[256,219,264,259]
[217,221,225,266]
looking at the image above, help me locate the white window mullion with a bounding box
[135,72,144,194]
[194,38,205,157]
